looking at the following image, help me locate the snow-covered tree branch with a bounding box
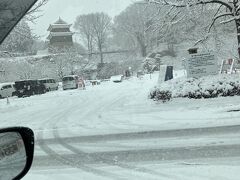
[146,0,240,57]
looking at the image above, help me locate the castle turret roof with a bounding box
[47,17,72,31]
[54,17,67,25]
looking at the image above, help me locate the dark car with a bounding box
[15,80,47,98]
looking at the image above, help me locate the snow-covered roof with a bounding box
[47,17,72,31]
[47,32,74,40]
[39,78,56,81]
[63,75,79,79]
[0,82,14,88]
[47,24,72,31]
[54,17,67,25]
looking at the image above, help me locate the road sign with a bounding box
[186,53,218,78]
[158,65,173,84]
[219,59,237,74]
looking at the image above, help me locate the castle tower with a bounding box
[47,17,74,52]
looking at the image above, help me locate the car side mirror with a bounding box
[0,127,34,180]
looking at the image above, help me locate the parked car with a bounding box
[90,80,101,85]
[62,75,79,90]
[110,75,124,83]
[15,80,47,98]
[39,78,58,91]
[0,83,16,99]
[137,71,144,78]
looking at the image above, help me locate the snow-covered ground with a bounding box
[24,160,240,180]
[2,72,240,135]
[1,71,240,179]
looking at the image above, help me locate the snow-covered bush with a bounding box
[149,89,172,102]
[150,74,240,101]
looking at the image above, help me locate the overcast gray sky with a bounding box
[31,0,135,39]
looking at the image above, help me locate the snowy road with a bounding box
[1,73,240,179]
[34,125,240,165]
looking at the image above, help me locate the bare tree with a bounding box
[54,55,68,79]
[25,0,49,23]
[16,61,36,80]
[91,13,112,64]
[51,47,90,79]
[113,3,160,57]
[147,0,240,58]
[74,15,95,59]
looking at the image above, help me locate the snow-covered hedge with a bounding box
[150,74,240,101]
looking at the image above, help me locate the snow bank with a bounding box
[150,74,240,101]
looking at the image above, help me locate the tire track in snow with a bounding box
[37,130,125,180]
[36,87,240,179]
[37,124,240,145]
[56,88,184,179]
[52,128,177,180]
[36,93,127,180]
[36,89,177,179]
[34,86,240,179]
[88,144,240,162]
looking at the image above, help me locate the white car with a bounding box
[0,83,16,99]
[110,75,124,83]
[39,78,59,91]
[62,75,79,90]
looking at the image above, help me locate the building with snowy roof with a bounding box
[47,17,74,53]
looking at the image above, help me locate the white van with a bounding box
[62,75,79,90]
[0,83,16,99]
[39,78,58,91]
